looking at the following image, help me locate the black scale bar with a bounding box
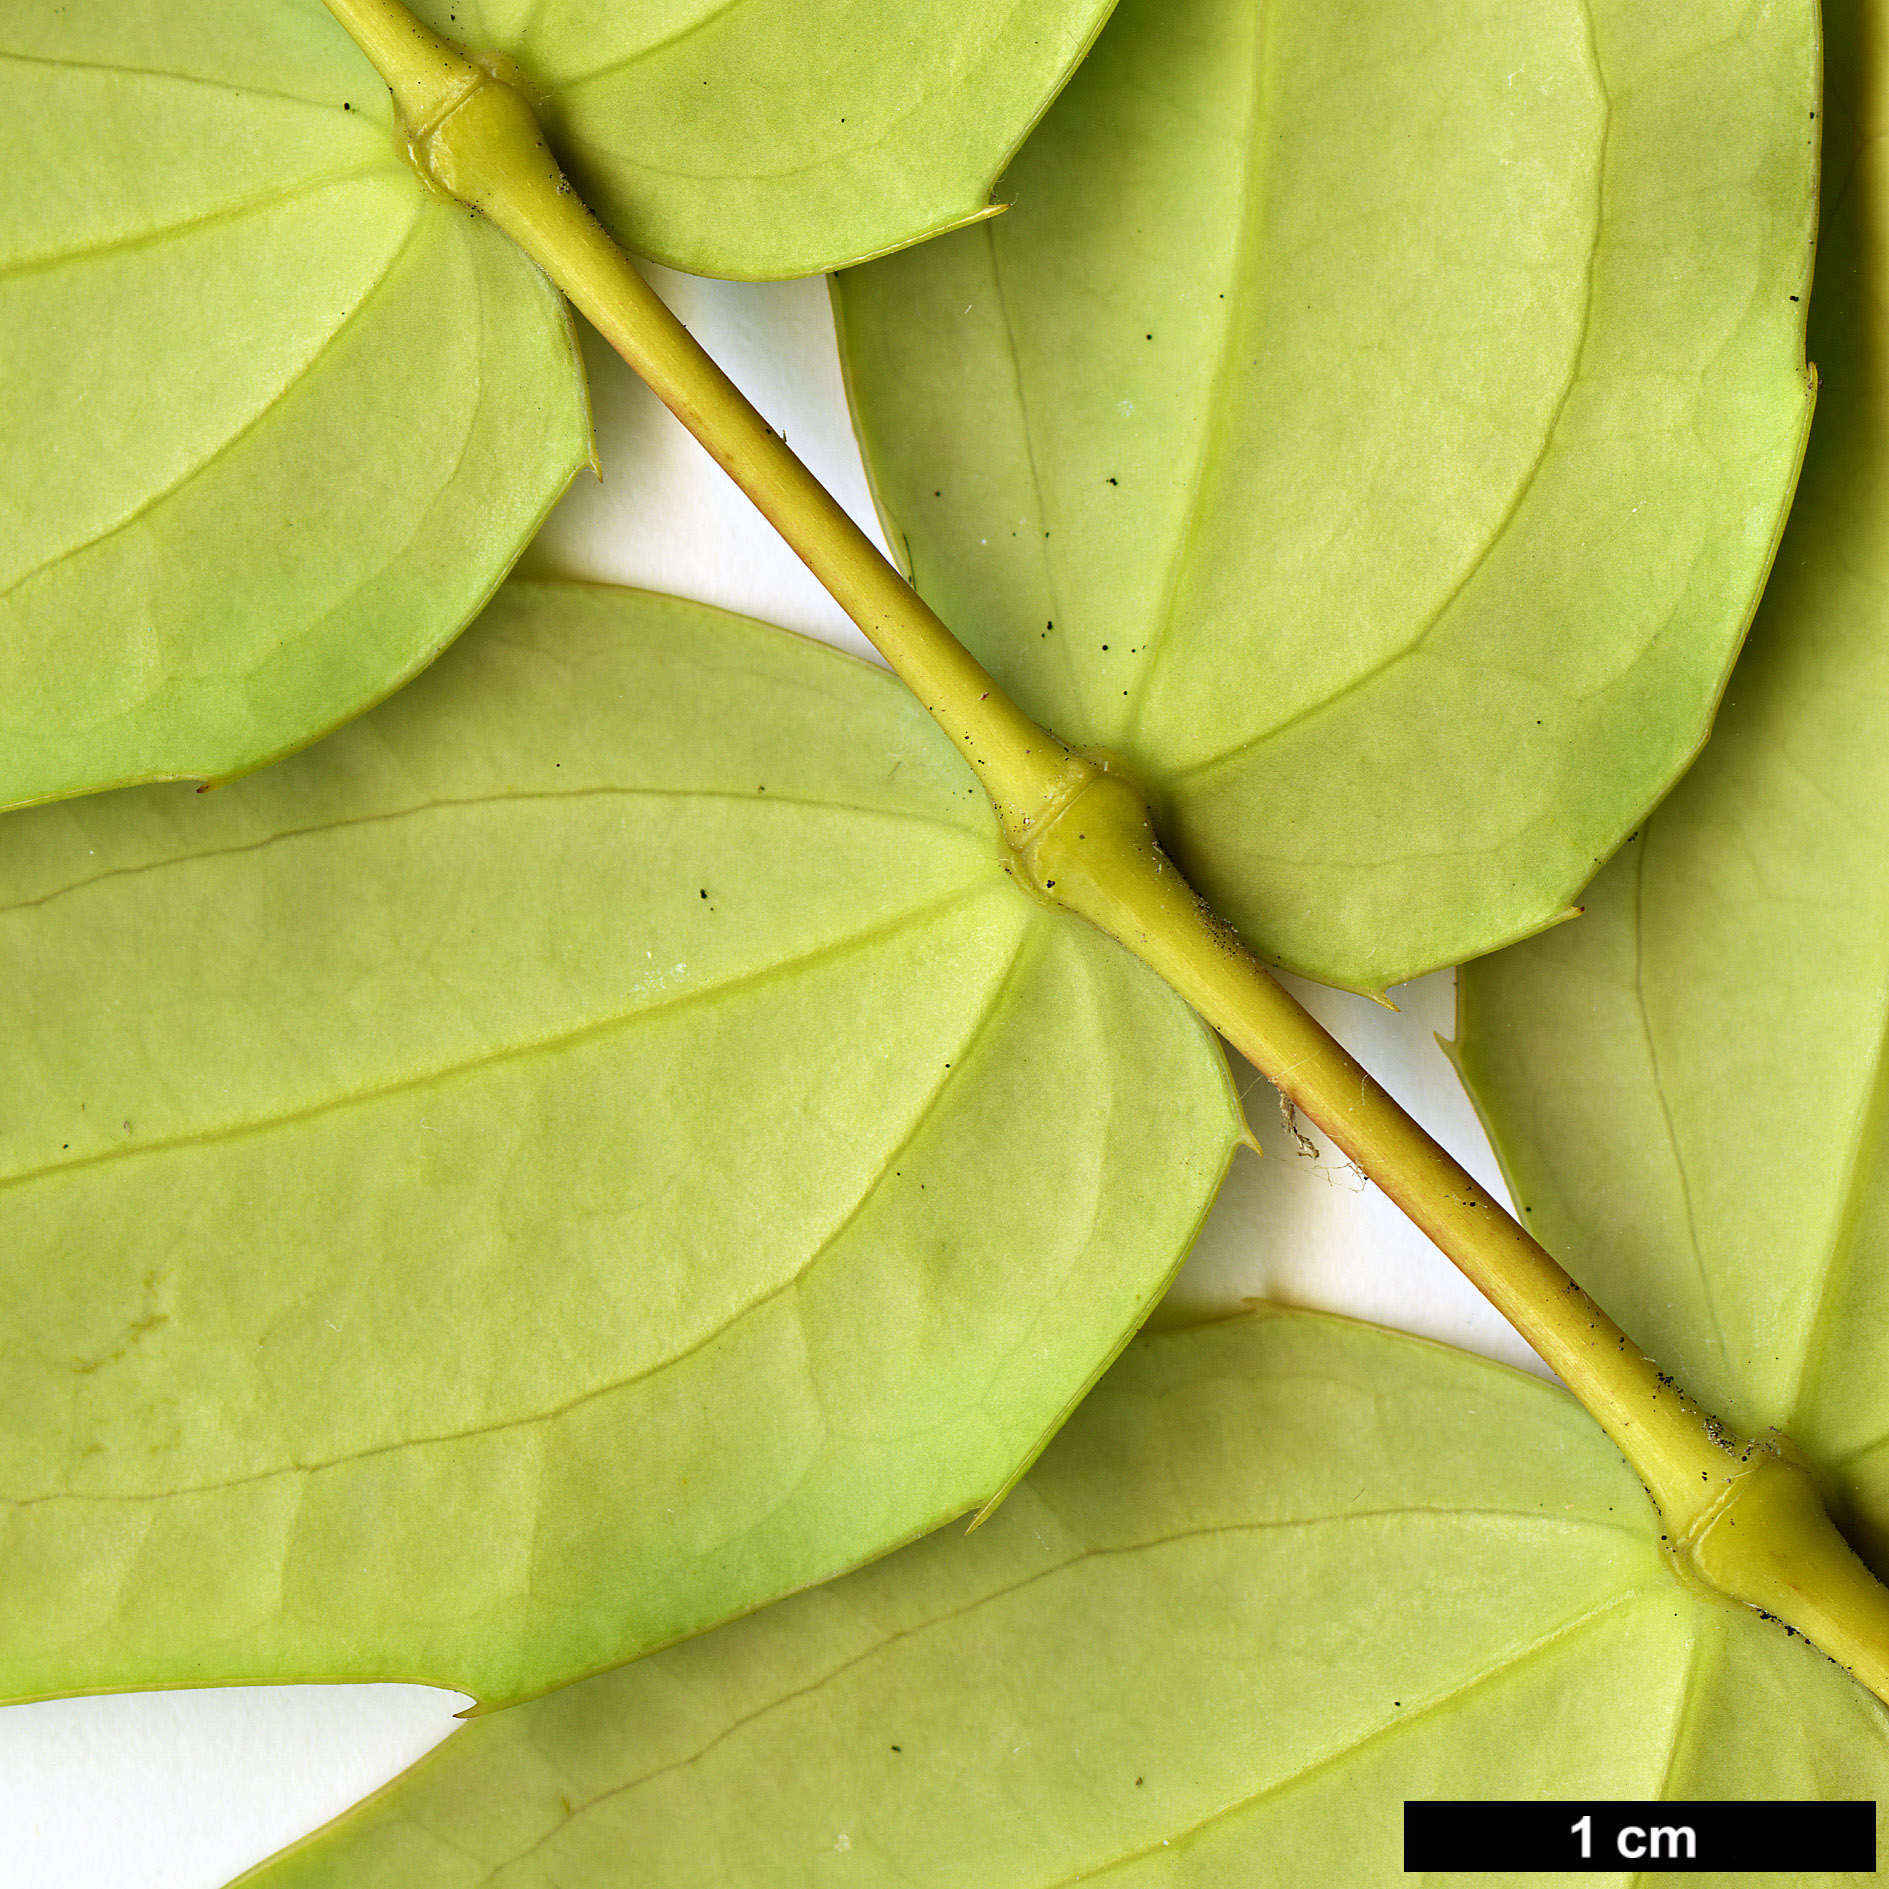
[1403,1800,1875,1873]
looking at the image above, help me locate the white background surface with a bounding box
[0,266,1536,1889]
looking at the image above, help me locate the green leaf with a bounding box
[0,3,591,812]
[1455,0,1889,1568]
[405,0,1122,280]
[0,579,1238,1708]
[4,0,1120,814]
[231,1308,1889,1887]
[832,0,1818,992]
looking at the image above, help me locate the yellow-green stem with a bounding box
[1016,769,1889,1700]
[322,0,1086,834]
[322,0,1889,1706]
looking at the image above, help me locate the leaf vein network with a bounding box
[1166,3,1611,786]
[0,783,982,918]
[1114,0,1268,747]
[0,209,426,607]
[1785,958,1889,1431]
[980,218,1082,712]
[0,878,992,1200]
[0,47,352,112]
[538,0,752,92]
[1631,834,1734,1378]
[1040,1585,1653,1884]
[1,885,1025,1507]
[482,1509,1645,1880]
[0,164,389,281]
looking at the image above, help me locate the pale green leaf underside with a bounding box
[236,1308,1889,1889]
[0,3,591,811]
[0,581,1238,1707]
[1457,0,1889,1570]
[833,0,1817,992]
[410,0,1120,280]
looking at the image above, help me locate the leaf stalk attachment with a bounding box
[322,0,1889,1706]
[324,0,1086,836]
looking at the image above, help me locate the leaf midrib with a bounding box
[0,161,392,281]
[0,782,985,919]
[0,193,424,604]
[1633,836,1734,1378]
[0,876,995,1198]
[1158,1,1612,788]
[4,886,1030,1509]
[1113,0,1267,749]
[981,219,1080,711]
[480,1510,1651,1885]
[1786,961,1889,1433]
[1046,1583,1654,1886]
[532,0,749,90]
[0,46,356,113]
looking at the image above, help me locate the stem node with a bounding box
[1674,1448,1889,1698]
[318,0,1889,1712]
